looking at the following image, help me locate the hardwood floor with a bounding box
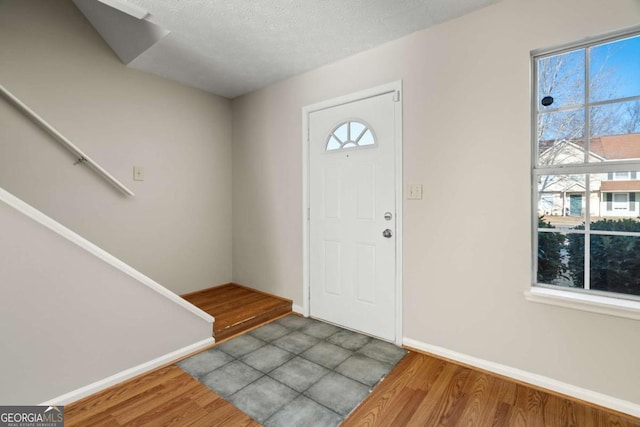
[65,283,290,426]
[182,283,292,341]
[65,284,640,426]
[343,352,640,427]
[65,365,258,427]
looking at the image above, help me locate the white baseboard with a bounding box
[292,304,304,315]
[40,337,215,406]
[402,338,640,419]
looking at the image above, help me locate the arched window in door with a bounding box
[326,120,376,151]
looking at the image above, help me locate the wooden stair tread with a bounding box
[182,283,293,341]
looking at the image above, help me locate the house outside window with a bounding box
[533,29,640,299]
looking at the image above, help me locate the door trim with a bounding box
[302,81,403,345]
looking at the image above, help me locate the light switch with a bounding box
[133,166,144,181]
[408,184,423,200]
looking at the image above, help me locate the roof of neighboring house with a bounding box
[600,180,640,192]
[590,134,640,160]
[539,133,640,160]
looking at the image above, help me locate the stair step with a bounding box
[182,283,293,341]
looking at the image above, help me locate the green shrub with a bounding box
[537,217,566,283]
[567,218,640,295]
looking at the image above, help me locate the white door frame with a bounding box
[302,81,403,345]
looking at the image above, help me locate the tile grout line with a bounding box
[265,323,403,420]
[181,315,407,425]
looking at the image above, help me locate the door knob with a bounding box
[382,229,392,238]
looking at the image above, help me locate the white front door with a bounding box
[309,89,399,342]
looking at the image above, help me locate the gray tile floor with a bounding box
[178,315,407,427]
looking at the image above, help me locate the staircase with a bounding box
[0,186,214,405]
[183,283,292,341]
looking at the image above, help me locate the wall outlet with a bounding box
[408,184,423,200]
[133,166,144,181]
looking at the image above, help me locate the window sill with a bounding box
[525,287,640,320]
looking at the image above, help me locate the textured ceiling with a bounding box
[86,0,502,98]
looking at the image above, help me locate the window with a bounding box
[613,193,629,210]
[605,171,637,180]
[533,29,640,301]
[326,120,375,151]
[613,171,630,180]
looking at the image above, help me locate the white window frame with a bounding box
[613,171,630,180]
[613,193,629,210]
[529,27,640,319]
[325,120,377,152]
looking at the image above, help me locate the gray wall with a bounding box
[0,196,212,404]
[0,0,232,295]
[232,0,640,406]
